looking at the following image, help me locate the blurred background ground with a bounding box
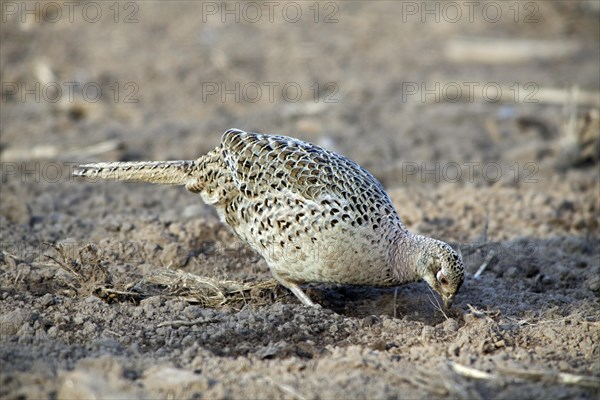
[1,1,599,399]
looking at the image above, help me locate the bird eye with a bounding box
[436,270,449,286]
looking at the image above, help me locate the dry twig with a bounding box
[473,250,496,279]
[157,318,222,328]
[267,378,307,400]
[131,268,279,309]
[466,304,497,322]
[449,361,600,389]
[427,285,449,320]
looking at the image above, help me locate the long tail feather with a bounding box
[73,160,197,185]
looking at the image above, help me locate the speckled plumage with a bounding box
[74,129,464,308]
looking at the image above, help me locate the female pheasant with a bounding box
[74,129,464,309]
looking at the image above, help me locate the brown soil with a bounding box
[1,1,599,399]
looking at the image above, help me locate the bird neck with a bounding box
[389,232,434,283]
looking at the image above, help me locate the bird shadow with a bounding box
[305,282,450,325]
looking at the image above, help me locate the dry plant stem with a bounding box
[473,250,496,279]
[44,244,82,279]
[497,368,600,389]
[466,304,497,322]
[445,37,582,64]
[449,362,600,389]
[98,288,137,297]
[267,378,307,400]
[427,285,449,320]
[481,212,489,243]
[393,287,398,319]
[135,268,279,309]
[449,361,492,380]
[157,318,222,328]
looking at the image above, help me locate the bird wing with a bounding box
[220,129,394,212]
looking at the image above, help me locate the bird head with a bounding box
[418,240,464,310]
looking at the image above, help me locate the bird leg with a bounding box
[271,270,320,308]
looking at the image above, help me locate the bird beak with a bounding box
[443,294,455,310]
